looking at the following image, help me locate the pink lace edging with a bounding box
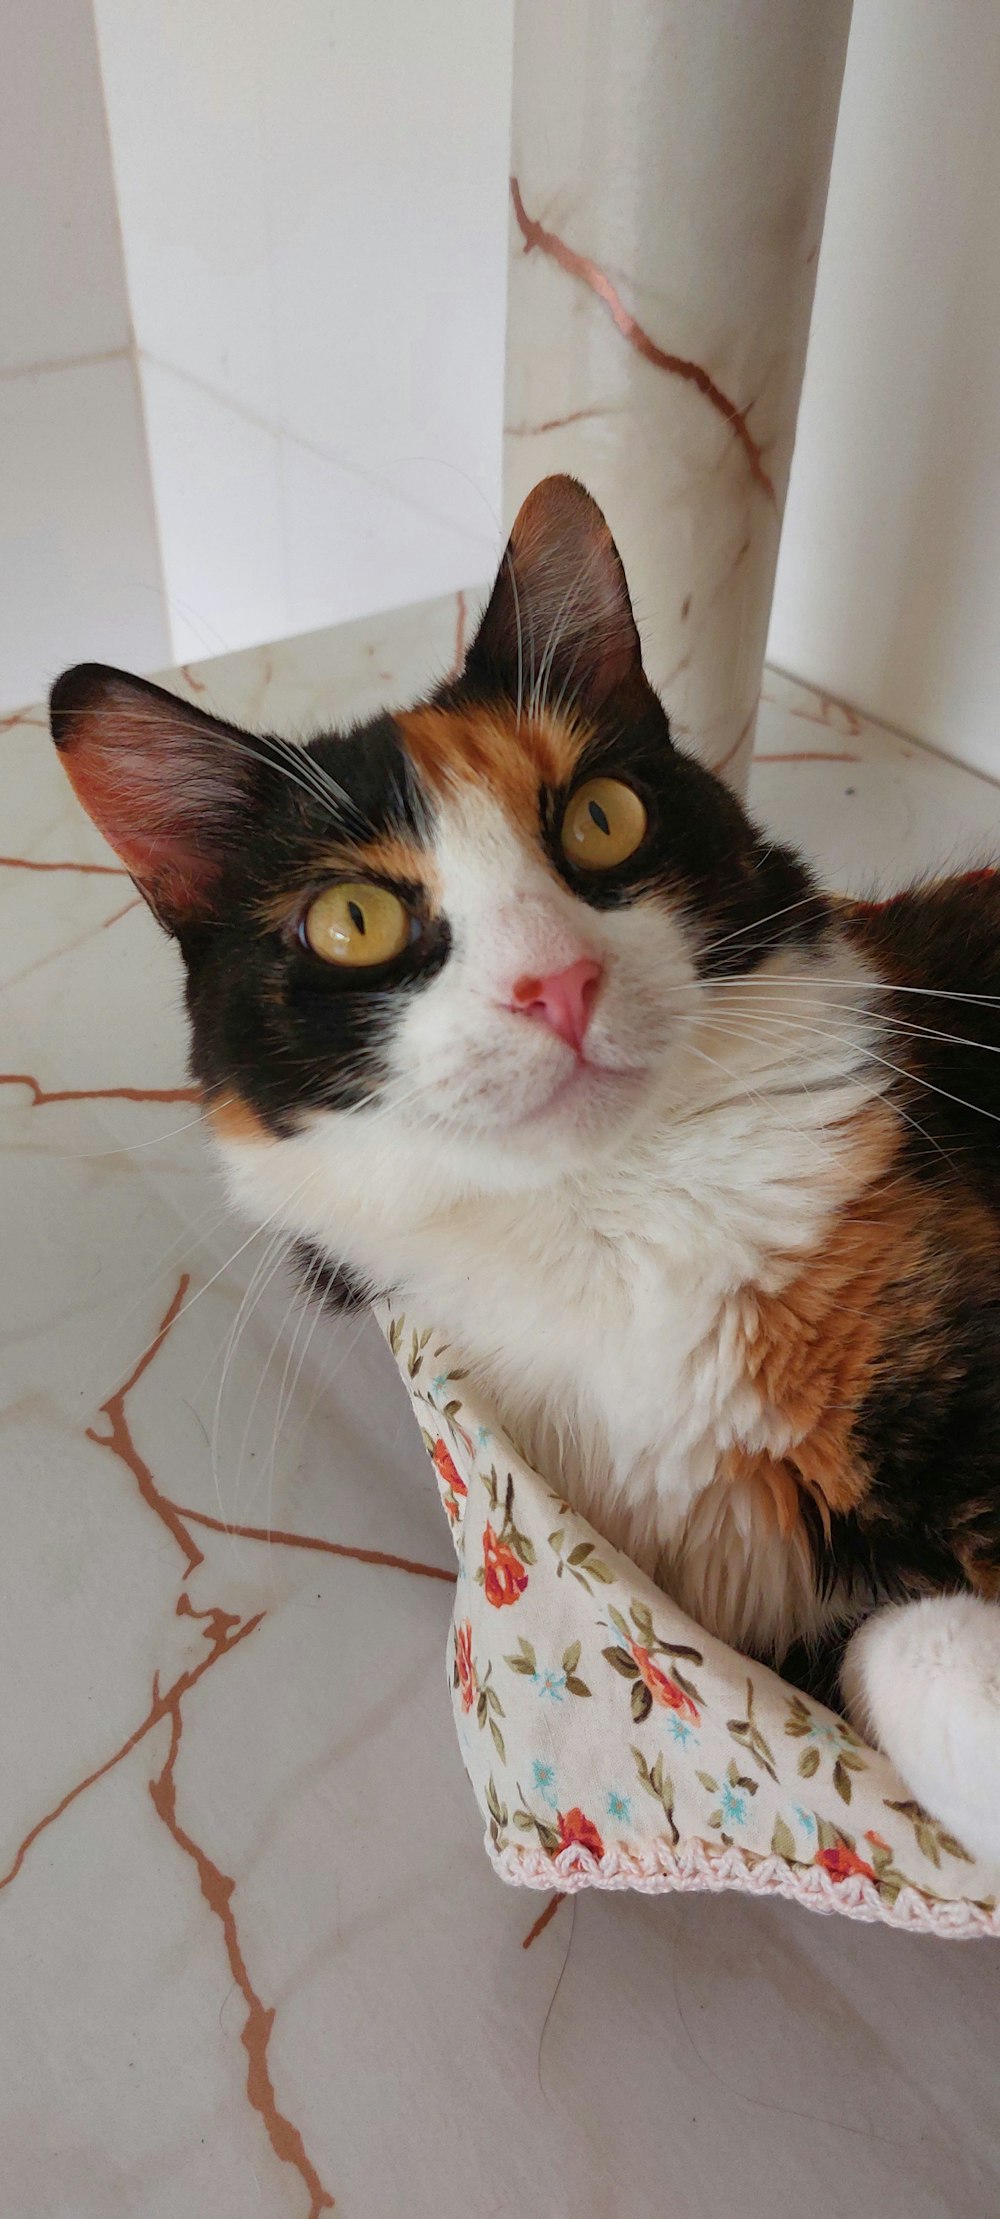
[488,1835,1000,1939]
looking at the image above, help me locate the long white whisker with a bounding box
[231,1242,310,1532]
[706,989,1000,1063]
[79,700,367,827]
[698,892,830,959]
[503,548,525,732]
[210,1222,295,1521]
[684,973,1000,1013]
[691,1009,955,1169]
[679,1011,880,1165]
[262,1253,328,1548]
[703,999,1000,1145]
[175,1165,323,1324]
[531,561,593,719]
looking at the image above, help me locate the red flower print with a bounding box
[557,1808,605,1863]
[629,1643,700,1723]
[432,1438,467,1523]
[454,1620,475,1713]
[482,1521,529,1608]
[864,1830,891,1854]
[815,1844,877,1885]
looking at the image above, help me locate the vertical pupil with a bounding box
[348,899,366,934]
[588,800,611,836]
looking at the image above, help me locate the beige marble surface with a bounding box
[504,0,852,789]
[3,608,1000,2218]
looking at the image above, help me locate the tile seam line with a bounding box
[0,343,132,382]
[764,665,1000,799]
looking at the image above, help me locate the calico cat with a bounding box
[50,475,1000,1861]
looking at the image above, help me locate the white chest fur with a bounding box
[219,967,878,1662]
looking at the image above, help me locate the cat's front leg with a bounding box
[841,1594,1000,1862]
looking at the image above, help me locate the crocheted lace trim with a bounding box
[488,1834,1000,1938]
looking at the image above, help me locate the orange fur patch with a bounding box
[396,702,585,839]
[206,1095,271,1147]
[744,1227,899,1522]
[956,1541,1000,1602]
[729,1100,1000,1538]
[717,1448,810,1542]
[256,702,586,932]
[256,834,441,932]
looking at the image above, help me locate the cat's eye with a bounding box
[560,777,648,871]
[302,880,412,968]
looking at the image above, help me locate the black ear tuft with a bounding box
[50,664,261,930]
[464,476,643,715]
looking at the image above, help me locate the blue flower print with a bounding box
[668,1715,697,1748]
[533,1666,567,1703]
[606,1790,632,1824]
[476,1425,492,1447]
[719,1781,748,1828]
[431,1373,450,1396]
[532,1758,558,1810]
[794,1804,817,1837]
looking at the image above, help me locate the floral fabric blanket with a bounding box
[379,1306,1000,1937]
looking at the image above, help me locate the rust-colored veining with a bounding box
[522,1892,565,1948]
[1,1244,457,2202]
[816,693,862,739]
[713,707,757,778]
[451,588,468,677]
[510,178,776,505]
[0,708,46,732]
[755,749,860,766]
[88,1271,456,1583]
[1,1261,455,1908]
[0,1605,261,1892]
[0,853,129,876]
[0,1074,199,1109]
[505,404,615,438]
[99,896,144,930]
[762,688,863,740]
[87,1273,204,1575]
[179,1504,457,1584]
[150,1696,335,2216]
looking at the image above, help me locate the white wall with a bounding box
[1,1,512,707]
[767,0,1000,782]
[0,0,170,708]
[93,0,512,665]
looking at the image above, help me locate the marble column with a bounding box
[504,0,853,791]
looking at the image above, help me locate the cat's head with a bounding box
[50,477,822,1219]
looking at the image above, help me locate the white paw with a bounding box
[842,1594,1000,1865]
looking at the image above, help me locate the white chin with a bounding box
[482,1059,649,1159]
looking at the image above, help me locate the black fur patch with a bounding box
[184,712,448,1131]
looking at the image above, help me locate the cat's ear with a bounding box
[49,663,260,930]
[464,475,642,713]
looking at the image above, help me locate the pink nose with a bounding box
[510,958,603,1054]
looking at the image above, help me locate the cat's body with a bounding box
[50,476,1000,1861]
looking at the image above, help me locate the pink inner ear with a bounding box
[469,474,642,711]
[512,482,635,675]
[57,689,244,920]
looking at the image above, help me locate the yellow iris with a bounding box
[303,880,411,968]
[561,777,648,871]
